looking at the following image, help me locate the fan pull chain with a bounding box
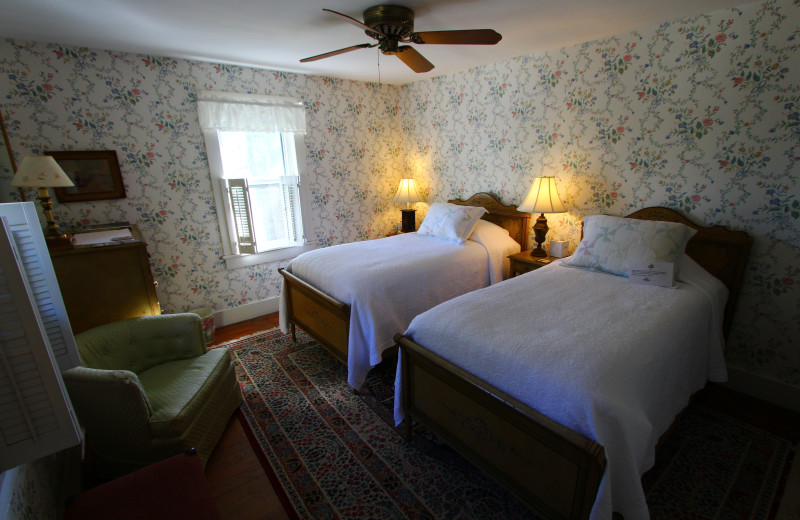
[377,48,381,85]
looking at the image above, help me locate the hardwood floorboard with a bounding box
[205,312,799,519]
[207,313,279,348]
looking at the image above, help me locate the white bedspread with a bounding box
[394,255,728,520]
[280,232,519,390]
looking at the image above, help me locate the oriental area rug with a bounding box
[218,329,795,520]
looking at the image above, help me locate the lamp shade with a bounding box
[518,176,566,214]
[11,156,74,188]
[392,179,424,204]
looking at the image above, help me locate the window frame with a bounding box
[204,129,316,270]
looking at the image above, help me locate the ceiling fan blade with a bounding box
[300,43,375,63]
[395,46,434,73]
[322,8,387,38]
[413,29,502,45]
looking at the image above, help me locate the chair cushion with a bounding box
[139,348,233,438]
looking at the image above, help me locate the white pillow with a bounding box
[563,214,696,276]
[468,218,509,243]
[417,202,487,245]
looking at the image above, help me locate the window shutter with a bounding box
[223,179,256,254]
[280,176,304,245]
[0,202,80,372]
[0,217,82,472]
[0,203,79,372]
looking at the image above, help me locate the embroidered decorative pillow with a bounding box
[417,202,487,245]
[563,214,697,276]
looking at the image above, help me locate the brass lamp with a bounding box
[517,176,566,257]
[392,178,425,232]
[11,155,75,243]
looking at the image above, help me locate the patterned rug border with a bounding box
[640,403,795,520]
[235,409,301,520]
[771,448,797,520]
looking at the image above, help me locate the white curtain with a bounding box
[197,90,306,133]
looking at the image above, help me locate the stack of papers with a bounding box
[73,228,135,247]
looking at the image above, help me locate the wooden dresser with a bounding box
[49,226,161,334]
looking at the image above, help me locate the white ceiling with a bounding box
[1,0,751,85]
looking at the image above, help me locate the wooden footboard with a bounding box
[279,268,350,362]
[397,334,606,520]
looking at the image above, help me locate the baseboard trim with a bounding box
[214,297,279,328]
[723,366,800,414]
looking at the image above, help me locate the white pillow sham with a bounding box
[563,214,696,276]
[417,202,487,246]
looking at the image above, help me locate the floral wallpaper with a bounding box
[0,45,405,315]
[0,0,797,397]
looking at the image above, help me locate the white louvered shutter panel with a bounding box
[280,176,303,246]
[0,203,79,372]
[223,179,256,254]
[0,216,82,471]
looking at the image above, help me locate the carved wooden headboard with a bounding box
[448,192,531,251]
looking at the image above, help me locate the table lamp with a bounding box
[517,176,566,257]
[11,155,75,244]
[392,178,425,232]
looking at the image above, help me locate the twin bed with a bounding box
[279,199,751,520]
[395,207,751,520]
[279,192,530,390]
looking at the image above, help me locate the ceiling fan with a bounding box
[300,5,502,73]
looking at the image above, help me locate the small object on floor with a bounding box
[64,452,221,520]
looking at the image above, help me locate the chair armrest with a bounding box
[75,314,207,373]
[62,366,153,426]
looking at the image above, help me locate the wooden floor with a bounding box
[204,313,800,519]
[204,313,289,520]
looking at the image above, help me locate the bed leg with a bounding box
[290,323,297,343]
[402,419,412,441]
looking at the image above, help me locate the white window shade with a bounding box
[197,90,306,133]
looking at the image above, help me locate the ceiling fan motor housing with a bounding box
[363,5,415,41]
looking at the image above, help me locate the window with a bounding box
[218,131,303,254]
[198,91,315,269]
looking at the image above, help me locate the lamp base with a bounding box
[400,209,417,233]
[530,213,549,257]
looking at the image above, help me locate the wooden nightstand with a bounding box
[508,250,559,277]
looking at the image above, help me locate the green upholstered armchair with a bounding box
[62,313,241,479]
